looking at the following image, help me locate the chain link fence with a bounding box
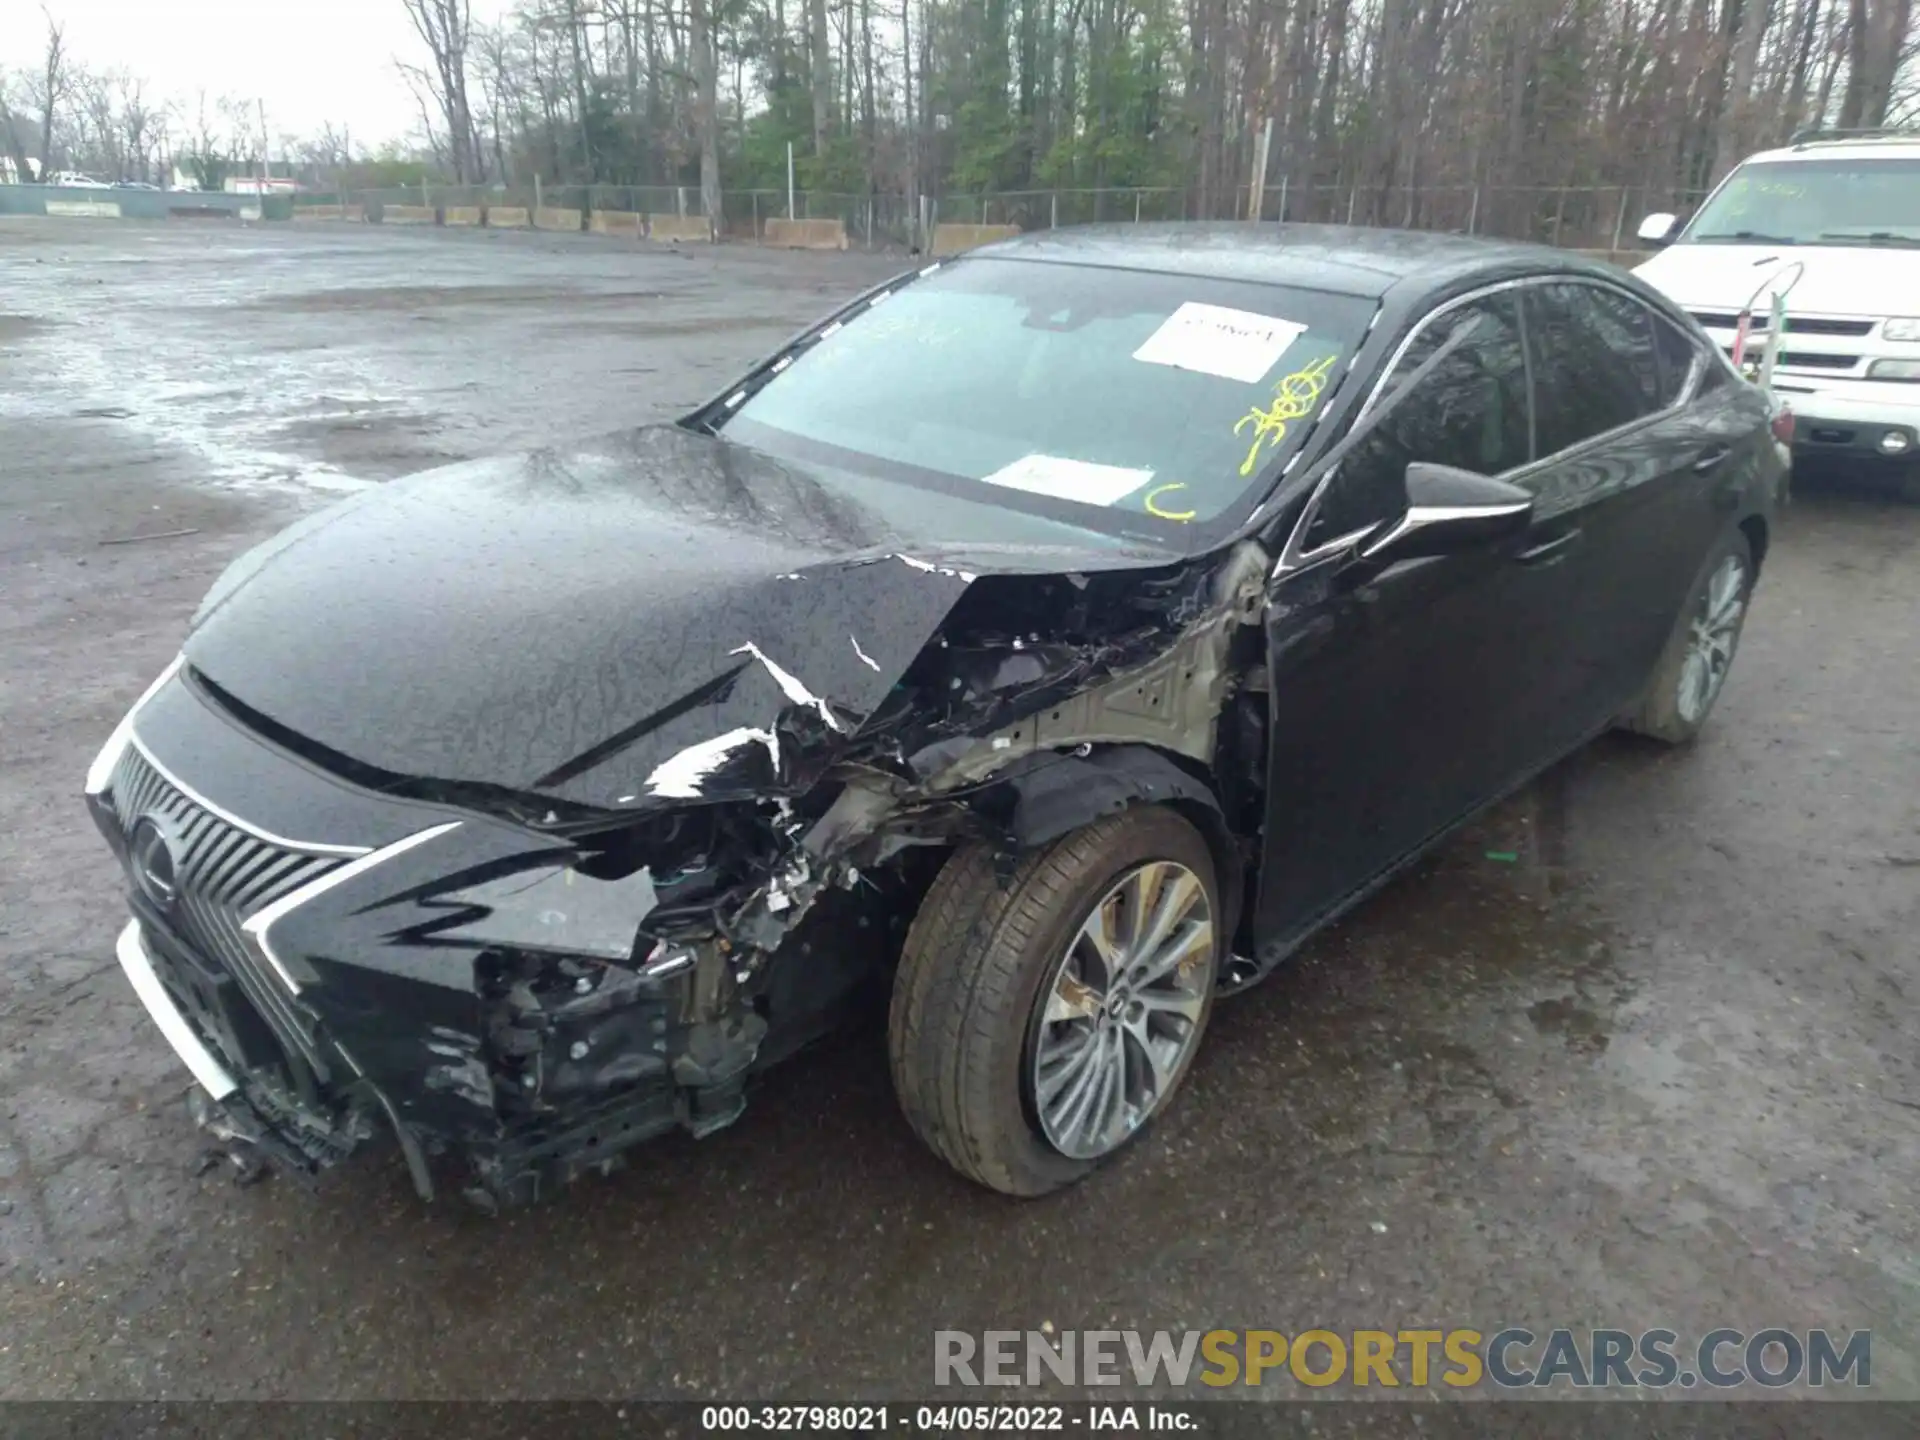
[293,177,1712,253]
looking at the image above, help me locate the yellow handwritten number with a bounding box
[1234,354,1337,477]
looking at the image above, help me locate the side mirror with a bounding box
[1636,212,1678,247]
[1360,463,1533,566]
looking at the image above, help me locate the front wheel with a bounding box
[887,808,1220,1196]
[1619,529,1754,745]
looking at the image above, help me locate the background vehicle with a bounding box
[1634,128,1920,498]
[85,228,1780,1209]
[46,171,111,188]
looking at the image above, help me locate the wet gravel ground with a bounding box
[1,218,1916,1407]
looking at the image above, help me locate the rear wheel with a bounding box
[887,808,1220,1196]
[1620,529,1754,745]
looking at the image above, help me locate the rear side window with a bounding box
[1652,313,1701,402]
[1306,294,1531,545]
[1526,283,1668,453]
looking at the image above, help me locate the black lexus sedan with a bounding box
[86,225,1784,1208]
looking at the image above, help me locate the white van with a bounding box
[1633,129,1920,495]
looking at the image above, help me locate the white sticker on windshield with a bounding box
[1132,302,1307,384]
[981,454,1153,506]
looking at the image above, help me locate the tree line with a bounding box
[400,0,1916,229]
[6,0,1917,236]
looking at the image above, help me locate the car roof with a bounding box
[1746,138,1920,163]
[957,222,1610,300]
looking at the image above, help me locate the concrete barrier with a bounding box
[45,199,122,219]
[646,215,712,243]
[486,206,530,229]
[383,204,437,225]
[535,206,583,232]
[763,217,848,250]
[932,222,1021,256]
[164,200,258,220]
[1574,249,1641,270]
[443,205,483,227]
[293,204,365,222]
[590,210,643,237]
[0,184,262,220]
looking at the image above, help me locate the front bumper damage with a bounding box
[91,533,1273,1209]
[93,747,810,1209]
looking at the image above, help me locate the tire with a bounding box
[1619,528,1755,745]
[888,807,1221,1196]
[1898,462,1920,505]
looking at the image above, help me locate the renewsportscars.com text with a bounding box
[934,1327,1871,1390]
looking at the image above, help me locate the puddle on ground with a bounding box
[1526,994,1611,1053]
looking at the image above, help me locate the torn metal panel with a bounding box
[902,539,1270,791]
[641,726,780,800]
[909,620,1237,786]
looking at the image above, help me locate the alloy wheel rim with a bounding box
[1676,553,1747,725]
[1029,860,1215,1161]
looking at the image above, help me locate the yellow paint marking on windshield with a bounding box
[1234,353,1338,477]
[1143,483,1197,521]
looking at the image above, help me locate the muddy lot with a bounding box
[0,217,1916,1405]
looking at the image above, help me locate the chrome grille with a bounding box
[1715,345,1858,371]
[109,742,340,1080]
[1690,311,1875,337]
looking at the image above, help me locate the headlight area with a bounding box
[260,800,910,1211]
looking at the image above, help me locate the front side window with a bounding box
[1306,293,1531,545]
[1682,157,1920,247]
[720,258,1377,540]
[1526,283,1666,455]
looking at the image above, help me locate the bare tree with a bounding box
[118,76,158,182]
[1839,0,1916,124]
[0,71,40,181]
[26,6,69,175]
[693,0,724,223]
[401,0,482,181]
[809,0,833,152]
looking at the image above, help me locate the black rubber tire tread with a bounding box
[1619,527,1754,746]
[887,807,1217,1196]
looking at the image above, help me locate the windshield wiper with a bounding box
[1694,230,1799,245]
[1818,230,1920,248]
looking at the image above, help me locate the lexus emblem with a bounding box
[129,816,180,910]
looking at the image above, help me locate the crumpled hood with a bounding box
[184,425,1175,809]
[1635,242,1917,317]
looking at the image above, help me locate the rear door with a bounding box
[1253,292,1564,957]
[1519,281,1744,738]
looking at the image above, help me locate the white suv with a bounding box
[1633,129,1920,495]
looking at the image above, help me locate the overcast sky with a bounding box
[1,0,508,149]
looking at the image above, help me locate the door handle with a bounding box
[1692,446,1732,474]
[1515,529,1582,566]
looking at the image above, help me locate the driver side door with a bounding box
[1251,289,1578,963]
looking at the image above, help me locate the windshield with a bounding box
[1684,156,1920,246]
[721,258,1376,537]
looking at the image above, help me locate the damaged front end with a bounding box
[88,430,1276,1210]
[89,714,917,1208]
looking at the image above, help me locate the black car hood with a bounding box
[184,425,1179,810]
